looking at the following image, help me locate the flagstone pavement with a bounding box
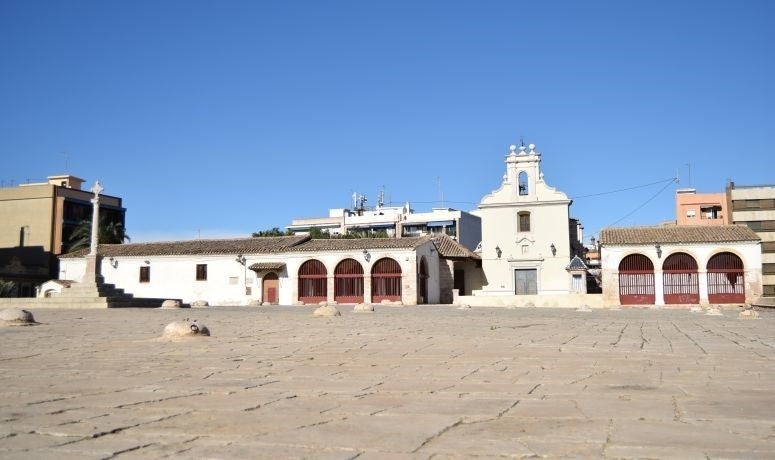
[1,305,774,459]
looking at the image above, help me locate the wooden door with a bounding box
[263,273,279,304]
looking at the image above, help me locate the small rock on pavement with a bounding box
[576,305,592,312]
[0,308,37,326]
[457,304,471,310]
[192,300,209,307]
[690,306,703,313]
[314,305,341,317]
[162,320,210,338]
[161,299,188,309]
[353,303,374,313]
[739,309,760,319]
[705,307,723,316]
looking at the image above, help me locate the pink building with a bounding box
[675,188,728,226]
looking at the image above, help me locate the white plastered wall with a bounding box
[58,241,442,306]
[476,144,574,296]
[601,242,763,305]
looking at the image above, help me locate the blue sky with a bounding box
[2,1,773,243]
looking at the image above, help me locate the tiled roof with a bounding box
[248,262,286,271]
[430,235,481,260]
[565,255,588,271]
[59,236,310,258]
[284,236,431,252]
[600,225,760,245]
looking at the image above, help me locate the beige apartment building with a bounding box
[726,183,775,297]
[0,175,125,296]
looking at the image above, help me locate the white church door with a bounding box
[514,269,537,295]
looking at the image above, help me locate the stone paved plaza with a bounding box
[1,305,774,459]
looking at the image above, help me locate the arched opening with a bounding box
[707,252,745,303]
[262,272,279,305]
[298,260,327,304]
[418,257,428,304]
[618,254,655,305]
[371,257,402,303]
[518,171,529,196]
[662,253,699,304]
[334,258,364,303]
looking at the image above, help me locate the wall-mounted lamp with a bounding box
[495,245,502,259]
[144,260,150,265]
[108,257,118,268]
[550,243,557,256]
[655,244,662,259]
[235,254,246,266]
[362,249,371,262]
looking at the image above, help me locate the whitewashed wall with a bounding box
[58,241,441,306]
[476,144,574,296]
[601,242,763,305]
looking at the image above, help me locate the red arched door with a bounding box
[334,258,364,303]
[298,260,327,304]
[262,272,279,305]
[662,253,699,304]
[417,258,428,304]
[371,258,402,303]
[618,254,655,305]
[707,252,745,303]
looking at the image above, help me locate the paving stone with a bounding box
[1,306,774,457]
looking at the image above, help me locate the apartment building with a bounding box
[726,183,775,297]
[0,175,125,296]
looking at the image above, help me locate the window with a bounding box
[572,274,583,292]
[746,200,761,209]
[196,264,208,281]
[518,171,528,196]
[686,209,696,218]
[139,266,150,283]
[518,212,531,232]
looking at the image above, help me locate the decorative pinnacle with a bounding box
[91,181,103,197]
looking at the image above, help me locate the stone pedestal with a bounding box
[83,255,105,284]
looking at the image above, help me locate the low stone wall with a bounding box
[455,292,605,309]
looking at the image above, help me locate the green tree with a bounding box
[252,227,291,237]
[67,218,130,253]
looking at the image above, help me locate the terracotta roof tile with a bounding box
[284,236,431,252]
[59,236,310,258]
[600,225,760,245]
[565,255,588,270]
[430,235,481,260]
[248,262,286,271]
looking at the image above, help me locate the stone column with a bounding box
[363,275,372,304]
[698,269,709,305]
[83,181,104,284]
[654,268,665,306]
[89,181,103,256]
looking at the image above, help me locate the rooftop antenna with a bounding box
[378,186,385,208]
[61,150,70,173]
[437,176,445,208]
[519,135,525,147]
[685,163,691,187]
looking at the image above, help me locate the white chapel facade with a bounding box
[474,143,580,297]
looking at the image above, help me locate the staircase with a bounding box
[0,279,172,309]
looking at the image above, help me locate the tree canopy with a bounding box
[67,218,130,253]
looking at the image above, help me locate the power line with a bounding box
[570,177,677,199]
[587,177,678,238]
